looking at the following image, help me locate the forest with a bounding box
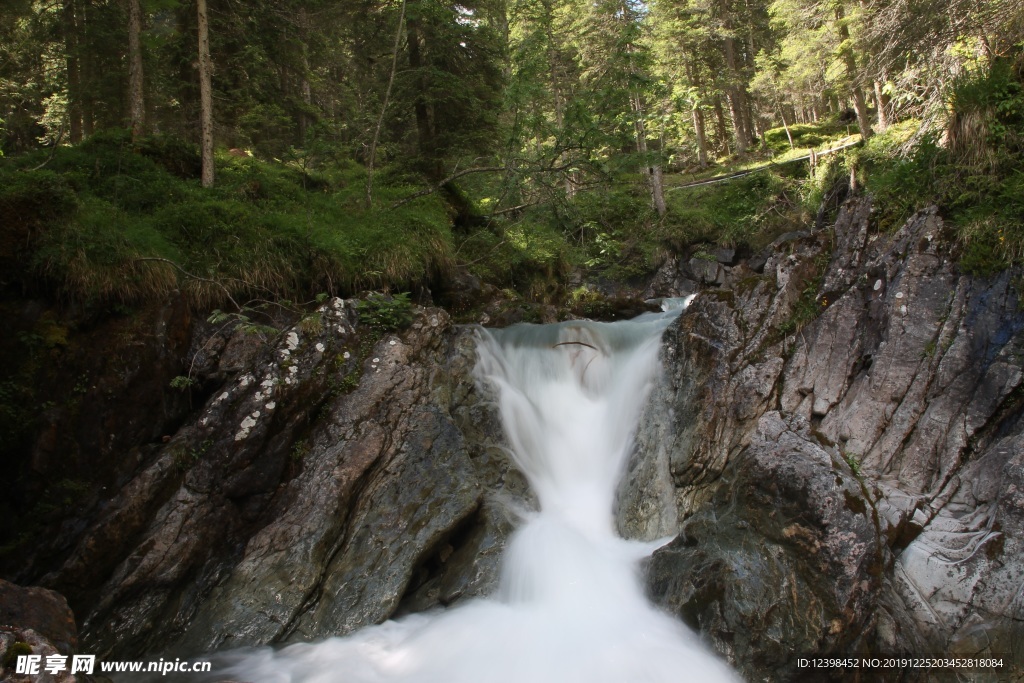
[1,0,1022,313]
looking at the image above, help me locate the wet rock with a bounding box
[643,257,700,299]
[24,300,521,662]
[624,197,1024,679]
[648,412,882,681]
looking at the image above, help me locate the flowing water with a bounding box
[216,308,736,683]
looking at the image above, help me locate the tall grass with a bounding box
[0,130,455,309]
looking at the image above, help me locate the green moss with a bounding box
[3,641,33,669]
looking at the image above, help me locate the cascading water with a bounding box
[215,308,736,683]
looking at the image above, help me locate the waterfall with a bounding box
[216,309,736,683]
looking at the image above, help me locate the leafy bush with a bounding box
[357,292,414,330]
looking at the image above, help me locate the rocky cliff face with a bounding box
[621,198,1024,680]
[13,301,524,660]
[3,196,1021,680]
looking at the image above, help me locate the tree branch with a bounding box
[134,257,241,311]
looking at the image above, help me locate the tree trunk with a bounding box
[197,0,214,187]
[873,80,888,131]
[713,96,730,156]
[836,4,872,139]
[64,0,83,143]
[542,0,573,199]
[81,0,95,136]
[127,0,145,140]
[298,6,312,141]
[692,106,709,168]
[723,35,748,155]
[632,94,665,217]
[778,103,794,149]
[406,14,434,163]
[366,0,406,206]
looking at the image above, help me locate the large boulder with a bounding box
[621,197,1024,680]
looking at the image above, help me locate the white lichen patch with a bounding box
[372,357,380,363]
[343,351,351,359]
[239,374,253,387]
[266,401,276,410]
[874,279,883,291]
[279,349,291,359]
[286,331,300,350]
[215,391,230,403]
[315,342,325,353]
[895,292,905,299]
[388,339,397,346]
[288,365,298,374]
[261,378,275,389]
[235,411,261,441]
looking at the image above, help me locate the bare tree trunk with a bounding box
[713,96,730,156]
[778,102,794,149]
[836,5,872,139]
[64,0,83,143]
[692,106,709,168]
[632,95,665,217]
[298,6,313,141]
[197,0,214,187]
[406,14,433,163]
[366,0,406,207]
[81,0,95,136]
[127,0,145,140]
[873,80,888,131]
[723,36,748,155]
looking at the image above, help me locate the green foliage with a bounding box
[0,135,456,308]
[170,375,197,391]
[207,309,279,339]
[763,121,849,156]
[844,451,862,476]
[356,293,414,331]
[172,439,213,471]
[778,282,826,336]
[853,60,1024,274]
[663,171,800,250]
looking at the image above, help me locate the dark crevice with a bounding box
[392,500,485,617]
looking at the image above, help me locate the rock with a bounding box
[621,197,1024,679]
[688,258,725,285]
[0,627,78,683]
[22,299,523,661]
[0,580,77,655]
[647,412,882,681]
[643,257,700,299]
[714,247,736,265]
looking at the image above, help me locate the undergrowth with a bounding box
[0,129,455,310]
[853,58,1024,274]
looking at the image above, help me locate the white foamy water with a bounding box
[215,309,737,683]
